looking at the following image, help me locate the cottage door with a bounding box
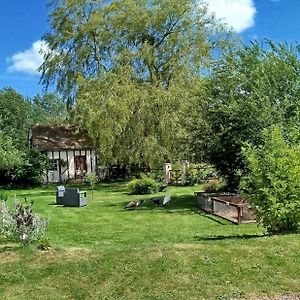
[48,159,60,183]
[74,156,87,179]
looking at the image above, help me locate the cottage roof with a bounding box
[30,124,94,150]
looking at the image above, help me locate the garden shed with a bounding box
[29,124,97,183]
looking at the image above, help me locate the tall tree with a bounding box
[41,0,231,105]
[189,41,300,190]
[0,131,23,172]
[41,0,234,166]
[0,88,32,149]
[76,71,201,165]
[0,88,67,185]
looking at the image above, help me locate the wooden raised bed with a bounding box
[195,192,256,224]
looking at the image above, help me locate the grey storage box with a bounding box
[56,186,65,205]
[63,188,87,207]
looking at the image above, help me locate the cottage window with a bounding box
[49,159,59,171]
[74,156,87,179]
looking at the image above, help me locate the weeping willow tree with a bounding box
[41,0,235,166]
[76,69,203,165]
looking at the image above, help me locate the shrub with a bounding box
[186,163,217,185]
[241,125,300,233]
[0,197,49,245]
[203,178,225,193]
[5,149,49,186]
[128,176,160,195]
[0,197,14,240]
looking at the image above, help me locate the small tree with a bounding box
[84,172,98,199]
[241,125,300,233]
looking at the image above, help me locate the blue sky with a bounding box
[0,0,299,98]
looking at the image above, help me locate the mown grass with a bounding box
[0,182,299,300]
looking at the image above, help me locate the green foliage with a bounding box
[84,172,98,187]
[0,131,23,171]
[84,171,98,199]
[148,168,164,182]
[0,87,67,185]
[40,0,235,166]
[41,0,233,106]
[203,178,225,193]
[0,198,49,245]
[37,237,51,251]
[0,90,63,183]
[0,88,32,149]
[6,149,49,186]
[31,93,67,124]
[189,41,300,190]
[241,125,300,233]
[77,74,192,166]
[0,193,8,201]
[186,163,217,185]
[128,176,160,194]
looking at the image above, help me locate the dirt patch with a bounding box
[172,243,204,250]
[0,243,21,265]
[0,251,19,265]
[31,246,95,267]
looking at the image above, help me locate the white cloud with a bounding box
[203,0,256,33]
[7,40,49,75]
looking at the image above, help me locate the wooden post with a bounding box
[181,160,188,185]
[237,206,242,224]
[163,163,172,184]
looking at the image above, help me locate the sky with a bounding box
[0,0,300,98]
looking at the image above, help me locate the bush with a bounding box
[186,163,217,185]
[4,149,49,186]
[0,197,49,245]
[203,178,225,193]
[241,125,300,233]
[128,176,160,195]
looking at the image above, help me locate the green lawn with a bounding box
[0,183,299,300]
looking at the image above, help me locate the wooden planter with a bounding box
[194,192,219,212]
[195,192,256,224]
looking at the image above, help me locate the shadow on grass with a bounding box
[48,203,66,208]
[200,213,231,225]
[119,195,245,225]
[119,194,201,215]
[14,191,55,198]
[91,181,128,193]
[194,234,268,241]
